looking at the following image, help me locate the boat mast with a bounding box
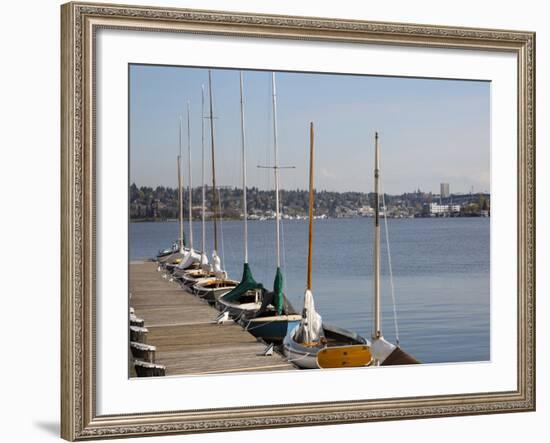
[186,101,194,250]
[201,85,206,255]
[373,132,381,339]
[307,122,314,291]
[178,117,184,252]
[240,71,249,264]
[271,72,281,268]
[208,70,219,253]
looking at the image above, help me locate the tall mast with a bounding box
[177,154,182,249]
[201,85,206,255]
[306,122,314,291]
[186,101,194,250]
[373,132,381,339]
[178,117,184,252]
[239,71,249,264]
[271,72,281,268]
[208,70,218,253]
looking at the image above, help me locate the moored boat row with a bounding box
[154,70,419,370]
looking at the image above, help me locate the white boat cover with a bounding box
[210,250,227,279]
[176,248,201,270]
[293,289,323,344]
[200,252,209,271]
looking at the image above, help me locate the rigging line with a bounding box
[380,183,400,346]
[186,101,194,250]
[208,69,219,254]
[218,194,226,272]
[234,310,249,323]
[260,72,273,285]
[280,208,287,294]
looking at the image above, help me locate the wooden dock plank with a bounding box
[129,262,295,375]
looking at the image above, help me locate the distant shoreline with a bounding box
[130,214,489,223]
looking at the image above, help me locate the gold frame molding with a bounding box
[61,2,536,440]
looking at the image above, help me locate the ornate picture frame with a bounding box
[61,1,535,440]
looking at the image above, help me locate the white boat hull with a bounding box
[157,251,186,265]
[192,278,239,302]
[176,269,213,286]
[283,327,322,369]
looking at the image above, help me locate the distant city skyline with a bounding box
[130,65,490,194]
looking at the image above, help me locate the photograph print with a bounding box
[128,64,490,377]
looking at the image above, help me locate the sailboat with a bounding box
[283,122,370,369]
[155,240,178,260]
[157,121,187,265]
[169,102,202,273]
[363,132,419,366]
[216,72,301,340]
[192,70,239,302]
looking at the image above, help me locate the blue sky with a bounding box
[129,64,490,194]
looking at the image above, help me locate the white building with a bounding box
[358,206,374,216]
[430,202,460,214]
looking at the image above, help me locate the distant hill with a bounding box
[129,183,489,221]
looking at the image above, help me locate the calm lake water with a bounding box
[130,217,490,364]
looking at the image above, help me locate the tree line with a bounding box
[129,183,490,220]
[130,183,375,220]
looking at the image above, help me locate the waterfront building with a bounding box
[430,202,460,215]
[440,183,450,198]
[358,206,374,217]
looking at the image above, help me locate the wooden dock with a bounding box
[130,261,295,376]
